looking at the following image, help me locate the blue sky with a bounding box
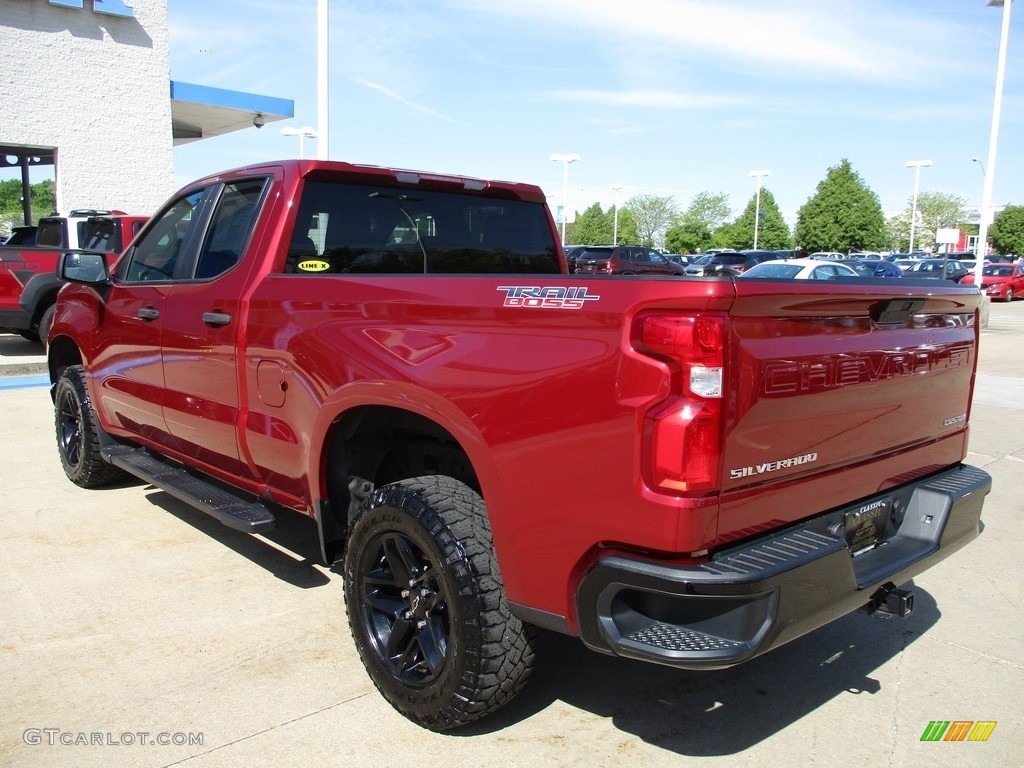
[171,0,1020,223]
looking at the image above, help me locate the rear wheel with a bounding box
[344,475,535,731]
[37,304,56,349]
[54,365,125,488]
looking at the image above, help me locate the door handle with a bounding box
[202,311,232,327]
[137,307,160,320]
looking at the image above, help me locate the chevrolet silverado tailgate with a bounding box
[717,279,981,541]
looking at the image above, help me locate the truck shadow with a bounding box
[143,489,331,589]
[462,587,939,754]
[132,486,939,754]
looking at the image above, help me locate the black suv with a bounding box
[904,258,970,283]
[573,245,686,276]
[684,249,780,276]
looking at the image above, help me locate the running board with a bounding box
[103,445,276,534]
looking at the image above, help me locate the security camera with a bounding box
[253,114,265,129]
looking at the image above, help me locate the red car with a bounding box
[961,261,1024,301]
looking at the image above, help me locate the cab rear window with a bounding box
[284,181,559,274]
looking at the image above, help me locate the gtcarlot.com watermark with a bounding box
[23,728,203,747]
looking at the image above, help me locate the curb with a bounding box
[0,362,49,377]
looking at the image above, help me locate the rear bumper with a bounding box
[575,464,990,669]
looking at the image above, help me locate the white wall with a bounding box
[0,0,174,217]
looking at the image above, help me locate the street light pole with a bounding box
[550,153,580,246]
[317,0,329,159]
[975,0,1013,285]
[904,160,932,253]
[280,126,318,159]
[748,170,771,249]
[611,184,623,244]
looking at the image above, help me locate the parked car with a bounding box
[809,251,845,261]
[904,258,969,282]
[847,252,882,260]
[738,258,859,280]
[563,245,590,273]
[885,252,923,262]
[684,249,776,276]
[841,258,903,278]
[664,253,692,266]
[2,225,37,246]
[960,262,1024,301]
[573,245,686,275]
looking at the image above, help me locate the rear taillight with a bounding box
[635,312,727,494]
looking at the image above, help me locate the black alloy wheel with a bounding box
[344,475,535,731]
[54,365,125,488]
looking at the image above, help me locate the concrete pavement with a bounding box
[1,304,1022,767]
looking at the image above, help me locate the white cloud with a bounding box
[548,88,743,110]
[355,79,473,127]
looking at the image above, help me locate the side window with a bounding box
[194,178,267,279]
[122,188,210,282]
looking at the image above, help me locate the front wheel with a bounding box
[344,476,536,731]
[1005,287,1014,302]
[54,365,126,488]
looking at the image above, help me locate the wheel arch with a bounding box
[47,335,83,394]
[313,391,495,566]
[19,273,63,332]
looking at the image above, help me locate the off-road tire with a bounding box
[37,304,56,349]
[344,475,536,731]
[54,365,125,488]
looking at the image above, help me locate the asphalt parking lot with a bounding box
[1,302,1022,768]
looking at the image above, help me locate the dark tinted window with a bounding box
[711,254,745,266]
[195,178,267,279]
[285,181,559,274]
[121,188,211,282]
[35,219,65,247]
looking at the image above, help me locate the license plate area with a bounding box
[844,497,892,556]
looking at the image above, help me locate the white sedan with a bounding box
[738,258,859,280]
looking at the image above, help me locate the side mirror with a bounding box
[60,251,109,284]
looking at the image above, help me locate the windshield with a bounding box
[739,263,801,279]
[984,266,1013,277]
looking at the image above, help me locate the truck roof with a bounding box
[185,159,549,205]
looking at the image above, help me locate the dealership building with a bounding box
[0,0,292,224]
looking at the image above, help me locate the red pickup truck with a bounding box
[47,160,990,731]
[0,211,146,343]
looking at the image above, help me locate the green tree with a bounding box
[664,220,710,253]
[988,205,1024,256]
[730,188,791,249]
[885,214,912,252]
[624,194,677,248]
[909,191,969,252]
[664,191,731,253]
[682,191,731,231]
[710,221,738,249]
[569,203,611,245]
[565,203,639,245]
[795,159,886,252]
[0,178,55,224]
[613,206,639,245]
